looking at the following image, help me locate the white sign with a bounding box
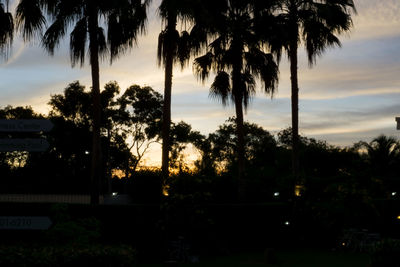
[0,119,54,132]
[0,139,50,152]
[0,216,52,230]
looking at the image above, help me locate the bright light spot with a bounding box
[85,151,90,155]
[112,192,118,196]
[295,185,304,197]
[397,215,400,220]
[392,192,397,196]
[284,221,290,226]
[162,186,170,197]
[274,192,280,197]
[342,242,346,246]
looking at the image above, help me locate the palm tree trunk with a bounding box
[106,126,112,195]
[289,38,300,195]
[234,94,246,200]
[88,8,101,205]
[161,16,176,195]
[161,61,172,185]
[232,55,246,199]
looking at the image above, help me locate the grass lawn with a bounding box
[138,248,370,267]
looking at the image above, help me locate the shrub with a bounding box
[370,239,400,267]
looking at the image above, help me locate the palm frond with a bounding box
[57,0,84,19]
[97,26,108,61]
[209,35,228,56]
[210,71,231,107]
[303,18,341,65]
[157,30,166,67]
[38,0,59,17]
[317,1,354,34]
[193,52,213,82]
[0,3,13,56]
[177,30,191,69]
[16,0,45,41]
[299,0,355,65]
[107,12,124,60]
[42,17,67,55]
[245,49,279,96]
[157,0,174,21]
[325,0,356,13]
[239,71,256,110]
[260,53,279,96]
[107,0,149,62]
[187,23,208,56]
[255,11,289,63]
[158,0,197,24]
[70,17,87,67]
[157,28,179,67]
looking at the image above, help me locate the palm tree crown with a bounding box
[278,0,356,64]
[362,135,400,172]
[16,0,150,66]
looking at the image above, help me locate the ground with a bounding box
[138,248,370,267]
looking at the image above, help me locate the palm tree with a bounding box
[356,135,400,195]
[16,0,150,204]
[359,135,400,175]
[267,0,356,192]
[0,0,13,58]
[157,0,209,187]
[193,0,279,199]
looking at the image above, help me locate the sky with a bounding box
[1,0,400,166]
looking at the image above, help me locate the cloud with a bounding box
[297,96,400,145]
[282,34,400,100]
[312,126,400,147]
[353,0,400,40]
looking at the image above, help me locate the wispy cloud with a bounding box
[353,0,400,40]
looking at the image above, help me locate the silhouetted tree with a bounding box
[16,0,150,204]
[0,106,54,193]
[196,118,276,175]
[48,81,164,192]
[168,121,203,174]
[48,82,114,193]
[356,135,400,196]
[193,0,279,198]
[0,106,42,174]
[266,0,356,192]
[157,0,210,185]
[116,84,163,177]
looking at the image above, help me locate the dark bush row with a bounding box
[0,243,136,267]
